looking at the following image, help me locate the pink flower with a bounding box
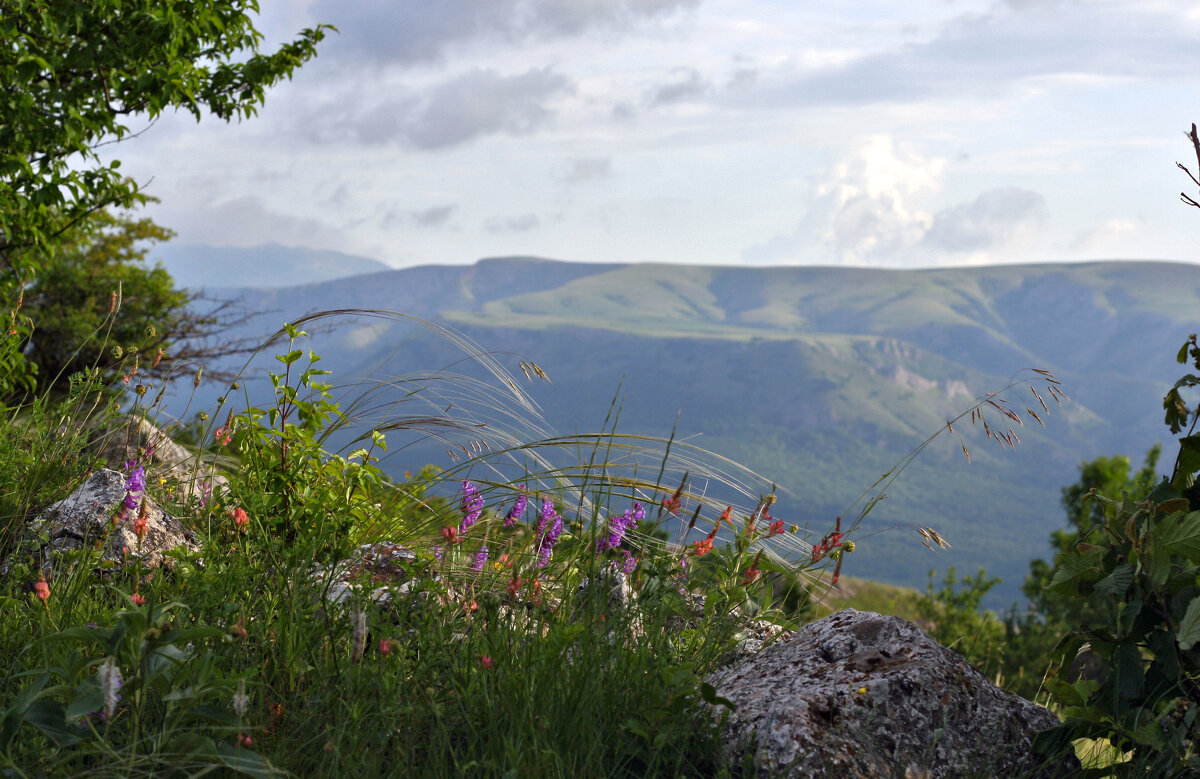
[441,525,460,544]
[33,576,49,603]
[768,520,785,537]
[477,654,494,669]
[231,507,249,530]
[131,593,146,606]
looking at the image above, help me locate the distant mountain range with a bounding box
[170,254,1200,606]
[152,243,391,289]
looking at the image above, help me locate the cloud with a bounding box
[648,69,710,105]
[1072,217,1142,252]
[744,137,1047,266]
[755,3,1197,108]
[323,68,574,149]
[384,204,458,229]
[922,187,1047,253]
[310,0,701,64]
[561,157,612,184]
[485,213,542,233]
[156,196,348,249]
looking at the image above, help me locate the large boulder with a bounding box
[19,468,200,576]
[706,609,1077,778]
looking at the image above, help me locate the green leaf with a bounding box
[699,682,737,711]
[276,349,303,366]
[1095,563,1135,598]
[1177,596,1200,650]
[23,700,87,747]
[1047,548,1106,592]
[1156,511,1200,559]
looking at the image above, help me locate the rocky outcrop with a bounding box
[706,609,1077,778]
[20,468,199,576]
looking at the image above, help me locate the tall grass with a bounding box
[0,305,1077,776]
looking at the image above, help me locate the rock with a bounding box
[310,541,418,606]
[706,609,1078,778]
[21,468,199,576]
[83,415,228,506]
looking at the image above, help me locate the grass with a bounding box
[0,314,817,777]
[0,308,1094,777]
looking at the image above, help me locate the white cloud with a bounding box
[922,187,1047,253]
[745,137,1048,266]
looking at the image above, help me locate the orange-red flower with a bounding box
[692,538,713,556]
[33,575,49,603]
[231,507,249,530]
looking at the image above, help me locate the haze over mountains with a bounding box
[170,245,1200,606]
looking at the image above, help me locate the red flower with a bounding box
[440,525,460,544]
[231,507,250,530]
[719,505,733,525]
[477,654,494,669]
[741,565,760,586]
[768,520,785,537]
[33,576,49,603]
[692,539,713,556]
[131,593,146,605]
[662,495,682,515]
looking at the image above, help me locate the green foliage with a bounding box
[1033,335,1200,776]
[916,567,1005,676]
[11,208,191,397]
[0,1,329,270]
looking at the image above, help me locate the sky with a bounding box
[107,0,1200,270]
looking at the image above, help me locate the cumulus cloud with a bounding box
[310,0,701,64]
[744,136,1047,266]
[922,187,1047,253]
[319,68,573,149]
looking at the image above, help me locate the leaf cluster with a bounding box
[1034,335,1200,776]
[0,0,329,267]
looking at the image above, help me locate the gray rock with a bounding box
[706,609,1077,778]
[310,541,418,606]
[23,468,199,575]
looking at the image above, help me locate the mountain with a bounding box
[175,256,1200,606]
[151,243,391,289]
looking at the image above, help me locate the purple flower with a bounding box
[619,549,637,575]
[503,486,527,530]
[472,544,489,572]
[433,544,443,563]
[535,498,562,568]
[124,466,146,512]
[459,481,484,533]
[595,502,643,553]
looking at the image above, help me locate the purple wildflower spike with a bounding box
[535,498,562,568]
[124,466,146,512]
[459,481,484,533]
[472,544,489,572]
[596,502,643,553]
[503,486,527,529]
